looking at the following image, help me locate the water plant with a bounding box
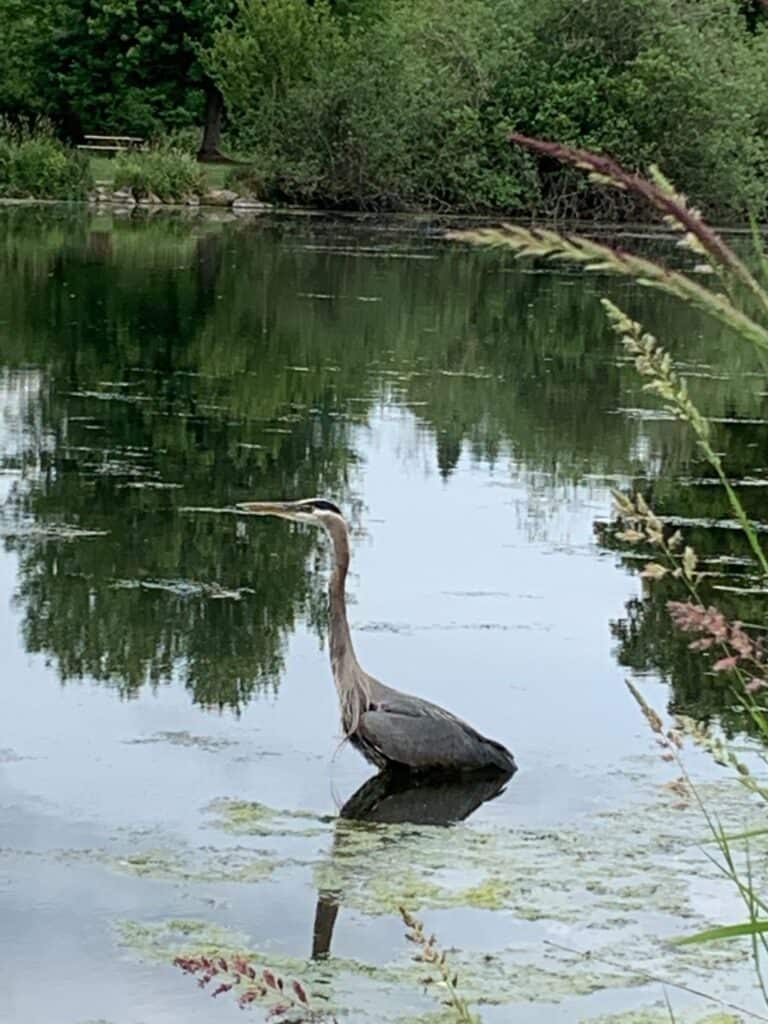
[170,910,478,1023]
[452,134,768,1001]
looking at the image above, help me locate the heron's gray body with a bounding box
[351,688,517,773]
[237,498,517,776]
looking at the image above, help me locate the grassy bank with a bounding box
[90,156,231,191]
[0,138,251,205]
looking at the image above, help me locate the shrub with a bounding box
[224,164,266,196]
[205,0,768,217]
[112,148,204,201]
[206,0,535,211]
[0,119,92,199]
[493,0,768,218]
[151,126,201,155]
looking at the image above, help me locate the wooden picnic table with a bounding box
[77,134,147,154]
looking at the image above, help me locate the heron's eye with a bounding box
[310,499,342,514]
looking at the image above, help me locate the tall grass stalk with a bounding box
[453,136,768,996]
[399,906,478,1023]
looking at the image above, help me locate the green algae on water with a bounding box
[116,918,252,961]
[61,844,278,884]
[125,730,238,752]
[84,776,768,1018]
[580,1011,742,1024]
[206,796,327,837]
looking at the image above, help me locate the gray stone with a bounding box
[110,187,136,205]
[202,188,238,207]
[231,196,271,211]
[184,194,201,206]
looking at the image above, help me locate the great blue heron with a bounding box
[236,498,517,775]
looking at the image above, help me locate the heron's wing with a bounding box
[357,700,511,772]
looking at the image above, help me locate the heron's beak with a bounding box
[236,500,296,518]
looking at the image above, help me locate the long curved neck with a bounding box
[326,516,360,680]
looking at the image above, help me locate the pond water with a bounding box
[1,207,767,1024]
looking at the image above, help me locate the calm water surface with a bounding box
[1,208,767,1023]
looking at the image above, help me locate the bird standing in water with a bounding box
[237,498,516,776]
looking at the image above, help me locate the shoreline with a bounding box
[0,196,763,238]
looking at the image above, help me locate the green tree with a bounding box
[0,0,234,156]
[0,1,44,118]
[204,0,768,216]
[205,0,530,209]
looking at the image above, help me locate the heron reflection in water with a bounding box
[312,769,511,959]
[236,499,517,775]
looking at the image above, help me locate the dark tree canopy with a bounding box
[0,0,235,150]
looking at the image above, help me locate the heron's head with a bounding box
[236,497,344,528]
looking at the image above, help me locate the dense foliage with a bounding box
[0,0,767,214]
[205,0,768,216]
[0,121,92,199]
[206,0,532,210]
[0,0,234,144]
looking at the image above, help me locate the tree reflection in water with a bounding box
[1,207,766,718]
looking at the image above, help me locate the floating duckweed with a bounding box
[125,730,237,752]
[206,797,325,837]
[116,916,403,1018]
[116,918,252,960]
[62,845,278,883]
[455,876,512,910]
[395,1013,470,1024]
[581,1011,742,1024]
[307,781,761,927]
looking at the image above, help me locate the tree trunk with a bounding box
[197,80,226,162]
[742,0,768,31]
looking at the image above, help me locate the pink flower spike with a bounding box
[746,677,767,693]
[730,624,755,659]
[292,980,308,1004]
[690,638,715,651]
[713,656,738,672]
